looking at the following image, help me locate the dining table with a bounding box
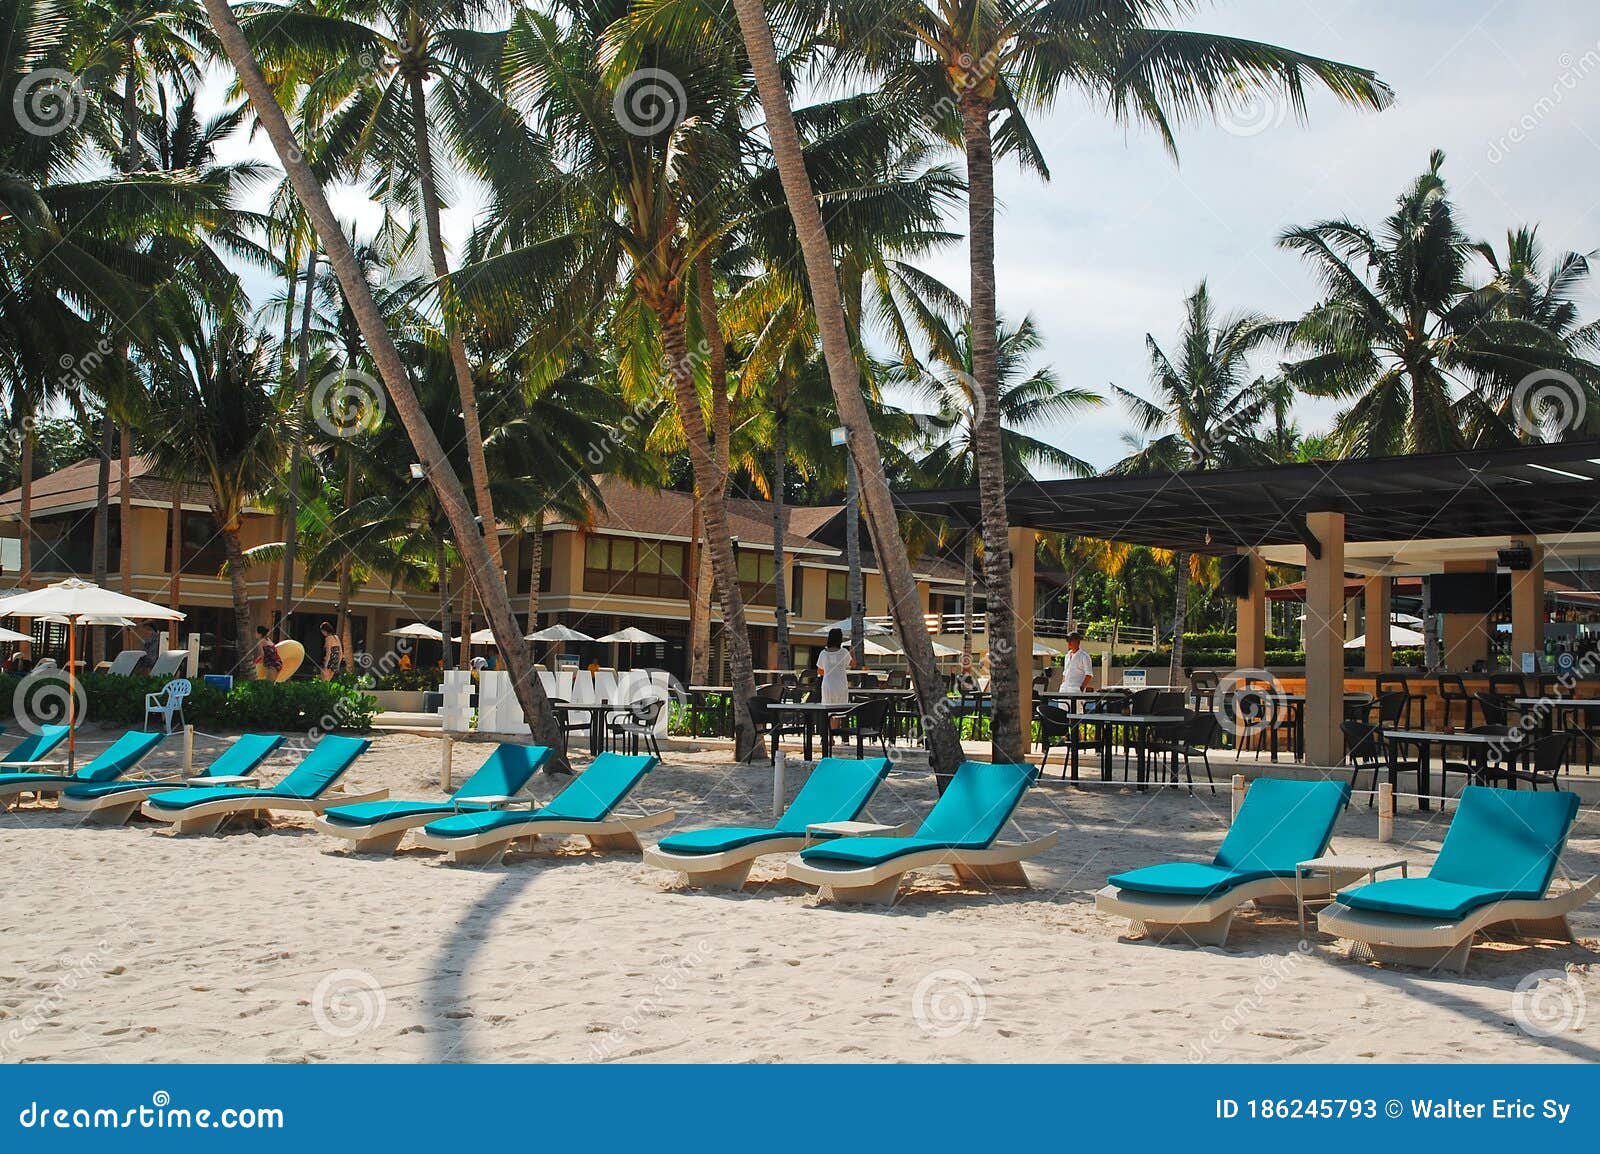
[1045,711,1184,787]
[551,700,619,753]
[1379,728,1521,811]
[767,701,861,761]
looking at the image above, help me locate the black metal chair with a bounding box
[1474,691,1512,728]
[1440,724,1514,799]
[1369,690,1409,731]
[1375,674,1415,727]
[1188,669,1219,711]
[1341,720,1385,805]
[607,698,663,758]
[1435,674,1473,730]
[745,695,805,763]
[840,698,892,758]
[1151,711,1222,792]
[1036,702,1101,780]
[1505,730,1572,791]
[550,697,591,755]
[1488,673,1528,701]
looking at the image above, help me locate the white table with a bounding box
[806,820,913,840]
[1295,854,1409,935]
[184,774,260,787]
[454,793,527,810]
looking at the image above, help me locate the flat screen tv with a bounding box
[1426,572,1508,614]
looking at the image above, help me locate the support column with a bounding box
[1235,550,1267,669]
[1009,526,1036,732]
[1441,559,1494,671]
[1510,542,1545,669]
[1364,575,1391,672]
[1303,512,1346,768]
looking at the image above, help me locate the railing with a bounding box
[863,613,1158,650]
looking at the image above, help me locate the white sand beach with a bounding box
[2,729,1597,1064]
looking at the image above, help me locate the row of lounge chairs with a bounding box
[2,727,1593,970]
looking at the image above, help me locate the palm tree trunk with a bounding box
[90,417,112,667]
[771,403,791,672]
[18,413,33,656]
[219,517,254,679]
[338,453,355,671]
[406,73,500,572]
[282,244,315,640]
[691,505,713,680]
[209,0,568,769]
[958,93,1023,763]
[962,531,975,666]
[660,313,759,758]
[436,537,454,672]
[731,0,962,782]
[1168,552,1190,685]
[845,454,864,666]
[118,422,133,594]
[167,479,182,648]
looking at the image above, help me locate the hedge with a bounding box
[0,672,376,733]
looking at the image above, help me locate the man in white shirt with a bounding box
[1061,631,1095,692]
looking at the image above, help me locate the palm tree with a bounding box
[144,301,283,675]
[1281,150,1600,454]
[204,0,571,767]
[464,0,766,757]
[824,0,1391,760]
[1112,282,1289,679]
[242,0,522,573]
[729,0,966,780]
[911,312,1101,666]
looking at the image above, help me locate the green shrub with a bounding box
[0,672,374,733]
[370,667,441,692]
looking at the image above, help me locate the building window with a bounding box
[825,571,850,621]
[737,551,777,607]
[790,564,803,616]
[161,510,224,576]
[583,536,689,600]
[31,510,120,574]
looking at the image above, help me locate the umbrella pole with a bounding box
[67,621,76,770]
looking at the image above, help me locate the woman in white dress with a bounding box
[816,627,852,705]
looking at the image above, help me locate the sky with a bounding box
[216,0,1600,474]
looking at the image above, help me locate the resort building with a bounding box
[0,458,1019,679]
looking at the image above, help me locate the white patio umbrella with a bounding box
[386,622,444,641]
[861,636,902,657]
[40,614,139,627]
[451,627,498,645]
[0,626,28,643]
[929,639,962,659]
[526,624,594,642]
[598,626,665,668]
[1344,624,1425,649]
[0,579,184,764]
[811,617,891,637]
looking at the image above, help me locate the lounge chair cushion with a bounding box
[656,826,786,855]
[72,730,166,782]
[147,735,369,810]
[453,745,551,799]
[799,760,1037,867]
[1107,862,1279,897]
[1213,777,1349,874]
[421,752,657,839]
[771,756,892,834]
[0,771,80,788]
[1337,877,1508,920]
[324,799,491,826]
[64,733,283,801]
[0,725,71,767]
[1428,786,1578,898]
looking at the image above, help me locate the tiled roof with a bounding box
[0,456,216,518]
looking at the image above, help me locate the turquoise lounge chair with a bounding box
[0,724,70,770]
[786,760,1055,904]
[314,744,552,854]
[1319,786,1597,971]
[0,729,163,810]
[1095,777,1350,945]
[413,752,671,865]
[59,734,286,825]
[643,756,893,889]
[140,734,383,835]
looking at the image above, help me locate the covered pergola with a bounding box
[896,440,1600,767]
